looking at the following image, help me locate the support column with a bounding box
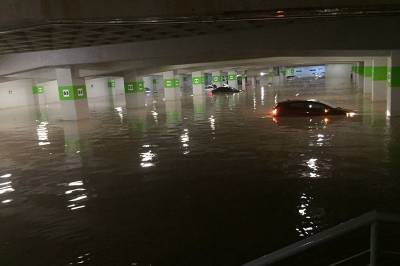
[143,76,153,92]
[387,51,400,116]
[192,71,205,96]
[211,71,223,87]
[250,76,257,88]
[227,71,238,89]
[124,74,146,109]
[372,58,388,102]
[241,72,247,90]
[358,62,364,90]
[32,83,46,106]
[364,59,373,95]
[163,71,180,101]
[352,63,358,88]
[56,67,89,120]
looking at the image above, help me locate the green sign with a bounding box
[228,74,236,80]
[164,79,179,88]
[212,76,221,82]
[192,76,205,85]
[124,81,145,94]
[108,79,116,88]
[32,86,44,94]
[58,85,87,101]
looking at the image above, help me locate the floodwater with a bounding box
[1,81,400,266]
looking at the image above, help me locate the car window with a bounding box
[288,102,305,109]
[307,103,326,110]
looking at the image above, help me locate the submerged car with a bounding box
[271,100,354,117]
[212,85,241,94]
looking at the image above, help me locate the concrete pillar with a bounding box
[241,74,246,90]
[192,71,205,96]
[143,76,153,92]
[372,58,388,102]
[163,71,180,101]
[211,71,223,87]
[124,74,146,109]
[227,71,238,89]
[352,63,358,88]
[165,100,182,126]
[32,83,46,106]
[387,51,400,116]
[55,67,89,120]
[250,76,257,88]
[358,62,364,90]
[364,59,373,95]
[193,95,206,121]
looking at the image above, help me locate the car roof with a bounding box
[277,100,333,107]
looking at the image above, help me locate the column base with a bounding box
[125,93,146,109]
[387,88,400,116]
[61,100,89,120]
[372,81,387,102]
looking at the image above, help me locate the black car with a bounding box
[212,85,241,94]
[271,100,354,117]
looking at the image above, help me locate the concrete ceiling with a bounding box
[5,56,378,82]
[1,5,399,56]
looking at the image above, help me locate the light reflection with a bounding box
[180,129,190,155]
[303,158,320,178]
[0,173,14,204]
[260,86,264,105]
[36,121,50,146]
[296,192,325,238]
[140,145,157,168]
[151,110,159,124]
[67,252,91,265]
[114,107,124,123]
[209,115,216,131]
[65,179,87,211]
[296,193,316,237]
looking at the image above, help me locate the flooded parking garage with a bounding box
[1,80,400,265]
[2,1,400,265]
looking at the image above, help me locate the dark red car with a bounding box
[271,100,354,117]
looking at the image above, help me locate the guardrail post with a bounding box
[370,222,378,266]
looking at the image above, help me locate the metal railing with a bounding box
[242,211,400,266]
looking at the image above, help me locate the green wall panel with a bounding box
[372,67,388,81]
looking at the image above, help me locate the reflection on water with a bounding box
[140,144,158,168]
[0,173,14,204]
[0,84,399,266]
[36,121,51,146]
[65,180,87,211]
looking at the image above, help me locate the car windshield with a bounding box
[307,99,337,108]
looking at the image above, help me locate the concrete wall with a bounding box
[85,77,111,99]
[0,79,34,109]
[325,64,352,89]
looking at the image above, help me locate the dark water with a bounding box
[1,84,400,266]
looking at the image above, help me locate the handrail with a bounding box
[242,211,400,266]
